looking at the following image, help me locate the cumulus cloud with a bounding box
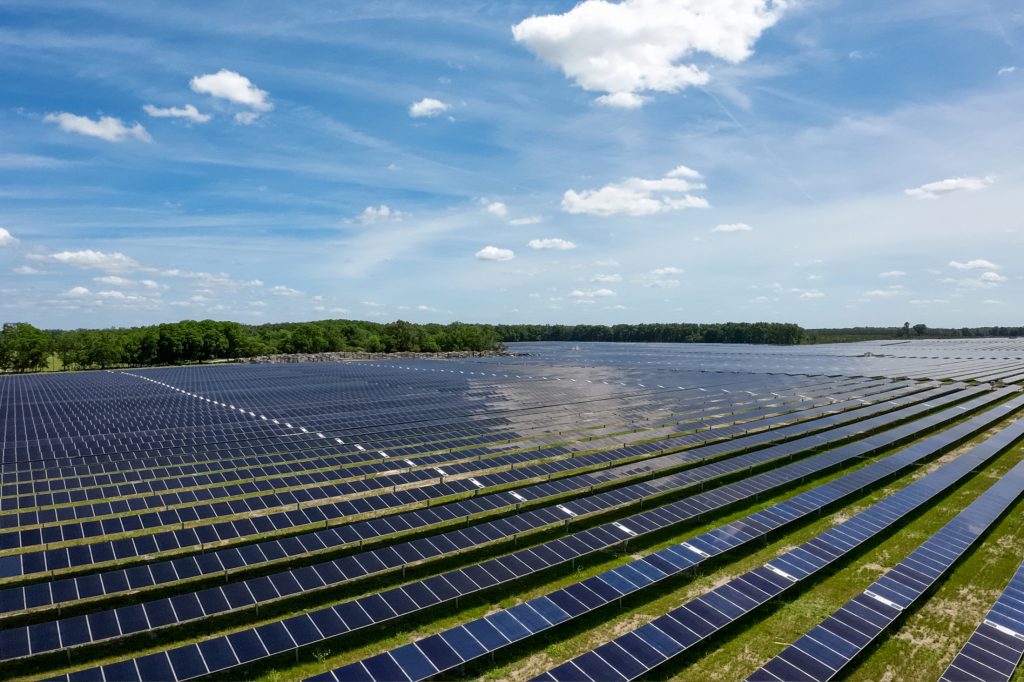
[864,287,903,298]
[791,288,824,299]
[0,227,15,246]
[143,103,211,123]
[512,0,785,107]
[356,204,402,224]
[13,266,40,275]
[570,288,616,298]
[484,201,509,218]
[904,176,993,199]
[712,222,752,233]
[879,270,906,278]
[35,249,143,273]
[409,98,449,118]
[949,259,999,270]
[475,246,515,261]
[44,113,151,142]
[61,286,91,298]
[190,69,272,112]
[562,166,708,216]
[944,271,1006,290]
[270,285,303,296]
[635,268,682,288]
[528,238,576,250]
[509,216,542,226]
[592,273,622,282]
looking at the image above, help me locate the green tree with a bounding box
[1,322,50,372]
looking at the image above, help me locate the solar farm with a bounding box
[1,340,1023,682]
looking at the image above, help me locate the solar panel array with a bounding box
[941,560,1024,682]
[0,339,1021,682]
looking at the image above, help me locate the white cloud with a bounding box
[562,167,708,216]
[37,249,142,273]
[595,259,620,267]
[879,270,906,278]
[270,285,303,296]
[949,259,999,270]
[984,299,1003,304]
[592,273,622,283]
[946,271,1007,289]
[409,98,449,118]
[509,216,542,226]
[13,266,40,275]
[998,66,1017,76]
[356,204,402,224]
[484,201,508,218]
[44,113,151,142]
[0,227,15,246]
[142,103,211,123]
[791,288,825,299]
[570,288,616,298]
[909,299,948,305]
[233,111,261,125]
[94,275,132,286]
[528,238,576,250]
[864,288,902,298]
[61,286,91,298]
[595,92,647,109]
[712,222,753,233]
[905,176,994,199]
[635,269,681,288]
[512,0,785,107]
[190,69,272,112]
[475,246,515,261]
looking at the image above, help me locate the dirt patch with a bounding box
[506,651,556,682]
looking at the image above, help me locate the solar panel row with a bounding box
[940,559,1024,682]
[309,394,1024,682]
[531,405,1024,682]
[747,438,1024,682]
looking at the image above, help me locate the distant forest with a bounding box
[0,319,1020,372]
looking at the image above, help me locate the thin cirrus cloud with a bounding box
[142,103,211,123]
[562,165,708,216]
[190,69,272,123]
[527,238,576,250]
[512,0,785,108]
[44,113,151,143]
[509,216,542,225]
[409,98,449,118]
[475,246,515,261]
[904,176,993,199]
[879,270,906,278]
[711,222,752,233]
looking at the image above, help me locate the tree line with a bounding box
[0,319,503,372]
[494,322,806,345]
[804,324,1024,343]
[4,317,1018,373]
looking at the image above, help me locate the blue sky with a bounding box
[0,0,1021,329]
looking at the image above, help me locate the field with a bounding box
[1,339,1023,682]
